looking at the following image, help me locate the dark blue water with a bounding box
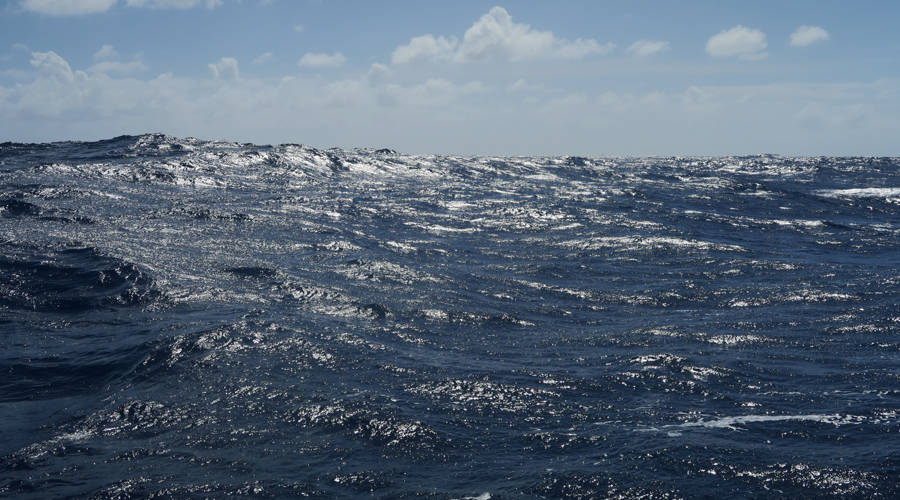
[1,134,899,499]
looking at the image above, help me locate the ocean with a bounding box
[1,134,898,499]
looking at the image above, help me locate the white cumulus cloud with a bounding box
[31,51,78,81]
[706,25,767,60]
[298,52,346,68]
[208,57,239,80]
[391,6,613,65]
[627,40,669,57]
[21,0,117,15]
[790,26,829,47]
[391,34,459,64]
[456,6,556,62]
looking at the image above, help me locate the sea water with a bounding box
[1,134,899,498]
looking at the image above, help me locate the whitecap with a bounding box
[640,413,867,433]
[816,187,900,198]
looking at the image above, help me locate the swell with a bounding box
[0,242,171,405]
[0,243,166,313]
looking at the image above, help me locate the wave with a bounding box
[0,243,166,313]
[816,187,900,198]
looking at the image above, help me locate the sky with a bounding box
[1,0,899,156]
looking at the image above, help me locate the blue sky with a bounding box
[1,0,898,155]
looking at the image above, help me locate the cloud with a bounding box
[392,6,613,64]
[706,25,767,60]
[88,44,148,74]
[2,51,493,147]
[21,0,224,14]
[365,63,392,84]
[208,57,239,80]
[391,35,459,65]
[31,51,79,82]
[321,79,368,107]
[598,91,666,113]
[89,60,149,74]
[456,6,555,62]
[298,52,346,68]
[3,50,898,156]
[506,79,545,92]
[21,0,118,15]
[253,52,274,65]
[790,26,829,47]
[378,79,461,107]
[627,40,669,57]
[677,82,893,131]
[796,101,868,129]
[293,24,305,33]
[554,38,614,59]
[125,0,222,8]
[93,44,120,61]
[681,85,722,114]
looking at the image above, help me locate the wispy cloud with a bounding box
[89,60,149,74]
[506,79,545,92]
[627,40,669,57]
[87,44,148,74]
[298,52,346,69]
[21,0,117,15]
[252,52,274,65]
[21,0,224,15]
